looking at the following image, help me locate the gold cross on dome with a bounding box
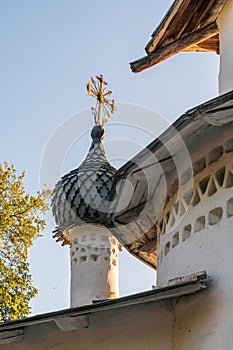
[86,75,116,126]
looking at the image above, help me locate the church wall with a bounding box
[161,205,233,349]
[0,301,173,350]
[156,123,233,348]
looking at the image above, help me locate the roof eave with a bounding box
[0,272,208,333]
[130,22,219,73]
[107,91,233,268]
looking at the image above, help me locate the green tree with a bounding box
[0,162,50,322]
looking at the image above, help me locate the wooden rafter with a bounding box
[130,22,219,73]
[131,0,228,73]
[183,33,219,53]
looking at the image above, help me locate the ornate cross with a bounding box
[86,75,116,126]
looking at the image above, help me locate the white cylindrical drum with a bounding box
[69,224,119,307]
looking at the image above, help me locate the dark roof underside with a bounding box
[130,0,228,72]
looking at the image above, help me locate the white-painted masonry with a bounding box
[157,129,233,349]
[69,224,119,307]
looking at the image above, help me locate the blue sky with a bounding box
[0,0,219,315]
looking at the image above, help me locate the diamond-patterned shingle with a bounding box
[51,126,116,245]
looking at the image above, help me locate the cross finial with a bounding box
[86,75,116,126]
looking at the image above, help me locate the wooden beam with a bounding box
[146,0,228,54]
[178,0,216,39]
[130,22,219,73]
[156,0,194,49]
[199,0,229,25]
[139,239,157,253]
[146,0,186,53]
[183,45,215,52]
[183,33,219,53]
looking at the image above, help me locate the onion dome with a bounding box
[52,74,117,245]
[51,125,116,245]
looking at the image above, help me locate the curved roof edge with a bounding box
[106,90,233,268]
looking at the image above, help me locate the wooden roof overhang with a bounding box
[106,90,233,269]
[130,0,228,73]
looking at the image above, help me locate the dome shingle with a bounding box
[51,125,116,245]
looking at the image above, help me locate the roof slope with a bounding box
[0,272,207,337]
[106,91,233,268]
[130,0,228,72]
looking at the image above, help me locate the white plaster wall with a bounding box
[217,0,233,94]
[158,186,233,349]
[0,302,173,350]
[69,224,119,307]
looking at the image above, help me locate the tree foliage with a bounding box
[0,162,50,322]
